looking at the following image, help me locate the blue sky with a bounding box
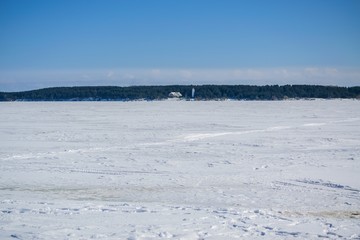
[0,0,359,91]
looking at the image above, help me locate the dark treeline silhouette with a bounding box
[0,85,359,101]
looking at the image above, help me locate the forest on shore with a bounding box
[1,85,359,101]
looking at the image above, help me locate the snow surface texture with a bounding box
[0,100,359,239]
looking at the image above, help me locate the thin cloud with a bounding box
[106,71,115,78]
[0,67,359,92]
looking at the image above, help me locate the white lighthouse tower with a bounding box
[191,88,195,100]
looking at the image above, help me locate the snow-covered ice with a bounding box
[0,100,359,239]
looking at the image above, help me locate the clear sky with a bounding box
[1,0,359,91]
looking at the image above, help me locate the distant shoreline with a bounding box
[1,85,359,101]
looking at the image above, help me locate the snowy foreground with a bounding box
[0,100,359,239]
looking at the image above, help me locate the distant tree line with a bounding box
[0,85,359,101]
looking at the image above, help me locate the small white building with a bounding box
[168,92,182,98]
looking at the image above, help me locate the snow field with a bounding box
[0,100,359,239]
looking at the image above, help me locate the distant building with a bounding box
[168,92,182,98]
